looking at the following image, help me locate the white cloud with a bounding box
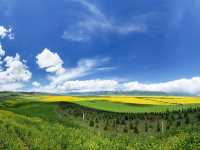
[0,44,5,57]
[0,26,14,39]
[63,31,90,42]
[0,53,32,83]
[0,53,32,91]
[123,77,200,95]
[77,0,104,17]
[34,48,200,95]
[31,79,118,93]
[63,0,145,42]
[33,52,200,95]
[31,77,200,95]
[48,58,110,85]
[0,83,24,91]
[60,80,118,92]
[32,81,41,87]
[36,48,111,83]
[36,48,65,74]
[34,48,116,93]
[0,44,5,70]
[113,24,146,34]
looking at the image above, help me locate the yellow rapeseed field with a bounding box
[39,95,200,105]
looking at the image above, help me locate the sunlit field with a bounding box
[40,95,200,104]
[37,95,200,112]
[1,92,200,149]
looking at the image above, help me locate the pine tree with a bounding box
[129,123,134,130]
[123,126,128,133]
[104,125,108,131]
[95,118,99,123]
[133,125,139,134]
[116,118,120,124]
[89,120,94,127]
[157,122,161,132]
[197,113,200,121]
[176,121,181,127]
[185,116,190,124]
[145,122,148,132]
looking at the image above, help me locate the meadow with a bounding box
[0,92,200,149]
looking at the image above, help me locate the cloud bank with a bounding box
[32,48,200,95]
[123,77,200,95]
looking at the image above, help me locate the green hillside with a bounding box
[0,92,200,150]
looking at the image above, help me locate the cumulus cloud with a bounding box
[0,26,14,39]
[60,80,118,92]
[36,48,65,74]
[63,0,146,42]
[32,81,41,87]
[123,77,200,95]
[31,79,119,93]
[0,53,32,91]
[34,48,115,93]
[0,53,31,83]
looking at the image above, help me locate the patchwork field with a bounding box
[0,92,200,149]
[39,95,200,112]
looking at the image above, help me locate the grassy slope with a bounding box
[1,102,200,150]
[0,93,200,149]
[74,100,200,113]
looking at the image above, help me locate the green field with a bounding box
[75,100,200,113]
[0,92,200,150]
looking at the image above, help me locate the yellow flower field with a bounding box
[39,95,200,105]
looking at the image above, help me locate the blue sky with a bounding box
[1,0,200,94]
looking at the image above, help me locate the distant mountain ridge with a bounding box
[65,91,194,96]
[0,91,195,96]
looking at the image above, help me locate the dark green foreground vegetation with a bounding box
[0,92,200,150]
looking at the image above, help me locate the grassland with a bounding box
[0,92,200,149]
